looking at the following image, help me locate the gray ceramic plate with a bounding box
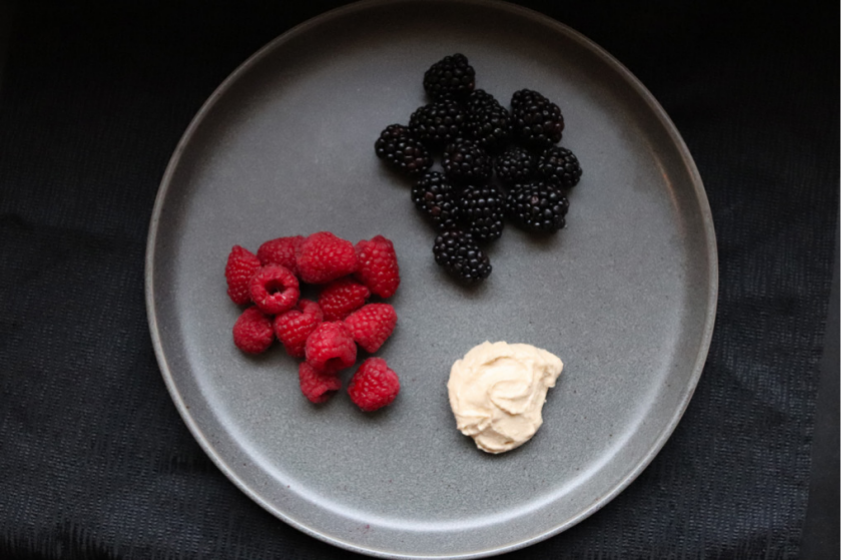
[145,0,717,557]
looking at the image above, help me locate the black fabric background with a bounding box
[0,1,837,558]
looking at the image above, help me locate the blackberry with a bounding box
[510,89,564,149]
[432,229,492,284]
[505,182,569,233]
[465,89,499,112]
[423,53,475,101]
[409,100,466,149]
[538,146,582,188]
[411,172,460,231]
[466,103,512,153]
[464,90,511,152]
[458,184,505,242]
[495,146,536,185]
[443,138,492,184]
[374,124,432,177]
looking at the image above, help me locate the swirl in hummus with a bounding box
[448,341,564,454]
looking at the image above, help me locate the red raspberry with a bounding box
[232,306,274,354]
[249,265,300,315]
[225,245,261,305]
[319,278,370,322]
[344,303,397,353]
[355,235,400,298]
[298,299,324,321]
[257,236,305,275]
[305,321,357,373]
[296,232,358,284]
[347,358,400,411]
[298,361,341,404]
[273,299,323,358]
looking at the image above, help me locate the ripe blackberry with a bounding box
[465,89,498,112]
[463,90,511,152]
[505,182,570,233]
[467,104,511,153]
[374,124,432,177]
[409,99,466,149]
[495,146,536,185]
[411,171,460,231]
[458,184,505,242]
[443,138,492,184]
[423,53,475,101]
[538,146,582,189]
[432,229,492,284]
[510,89,564,149]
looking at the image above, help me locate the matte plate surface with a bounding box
[145,1,717,557]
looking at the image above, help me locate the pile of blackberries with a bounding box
[375,54,582,284]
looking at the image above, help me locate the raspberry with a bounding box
[305,321,357,373]
[225,245,261,305]
[257,236,304,275]
[249,265,300,315]
[354,235,400,298]
[298,361,341,404]
[298,298,324,321]
[232,306,274,354]
[273,299,323,358]
[344,303,397,353]
[347,358,400,412]
[319,278,370,322]
[296,232,358,284]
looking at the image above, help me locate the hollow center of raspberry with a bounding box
[264,279,287,295]
[324,357,345,371]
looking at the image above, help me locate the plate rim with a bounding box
[144,0,719,557]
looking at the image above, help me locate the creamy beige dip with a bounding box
[447,341,564,454]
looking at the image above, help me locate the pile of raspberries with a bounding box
[375,53,583,285]
[225,232,401,412]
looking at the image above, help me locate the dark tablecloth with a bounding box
[0,1,837,558]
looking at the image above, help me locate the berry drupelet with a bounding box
[374,124,432,177]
